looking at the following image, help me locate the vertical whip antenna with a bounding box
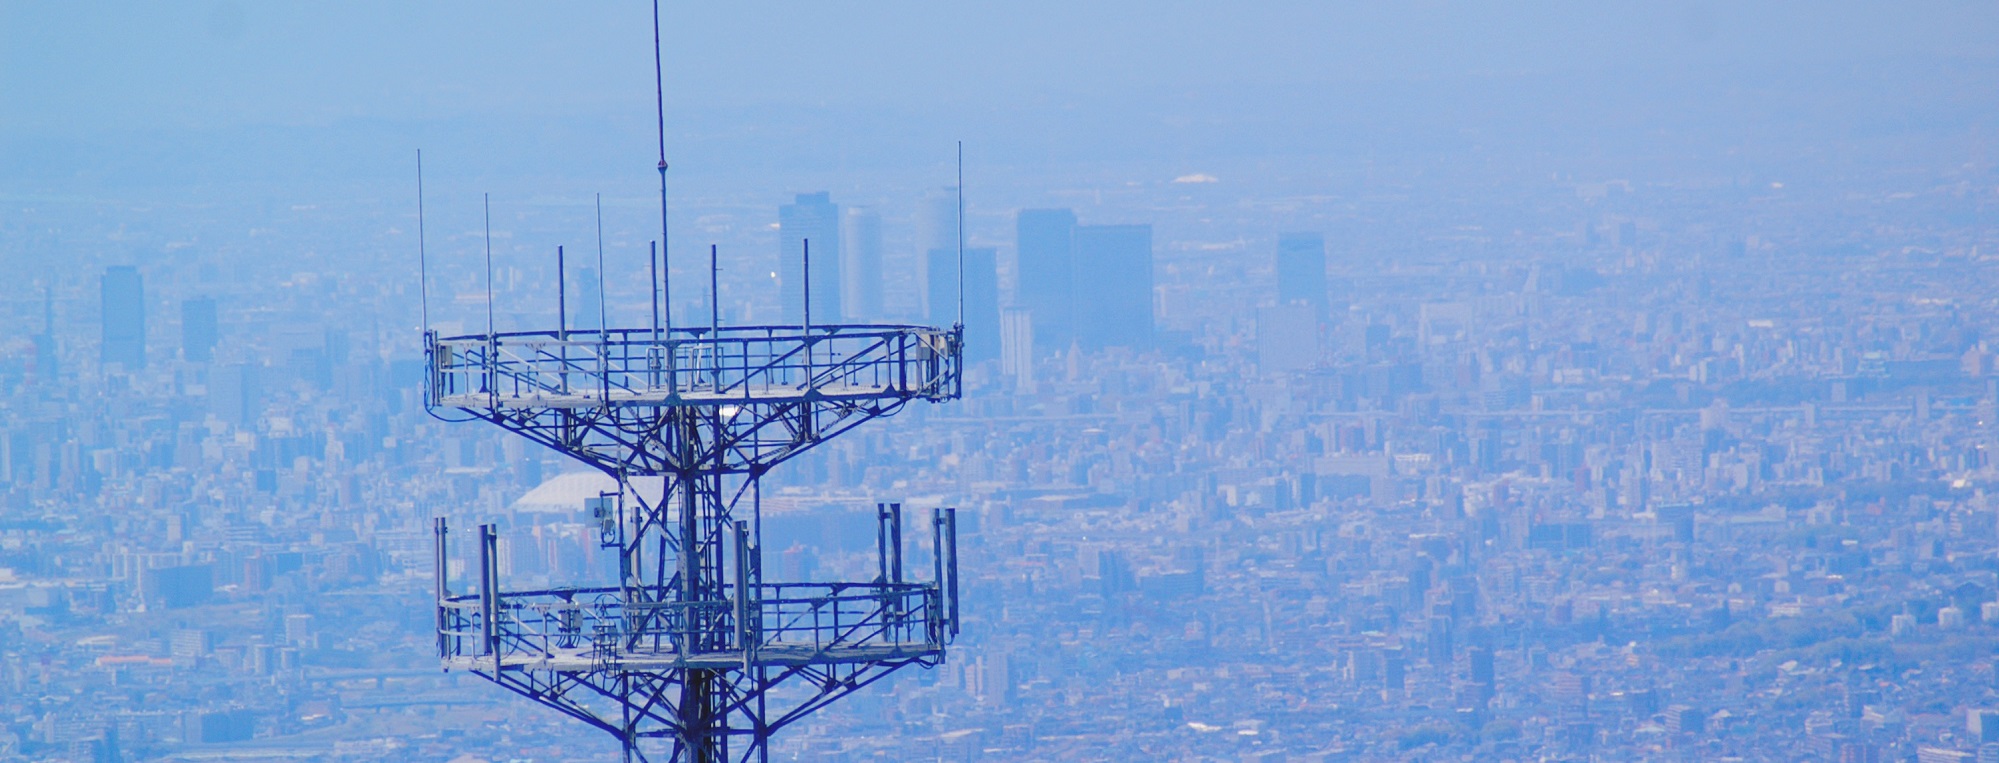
[558,246,568,340]
[963,140,971,331]
[710,244,721,379]
[650,242,660,340]
[484,193,495,339]
[483,193,496,400]
[558,245,569,394]
[596,193,609,335]
[652,0,671,331]
[417,149,430,337]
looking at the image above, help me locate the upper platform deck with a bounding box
[428,324,961,412]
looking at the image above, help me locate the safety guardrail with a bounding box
[439,581,945,669]
[427,325,960,410]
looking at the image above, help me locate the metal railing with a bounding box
[439,581,946,669]
[427,324,960,410]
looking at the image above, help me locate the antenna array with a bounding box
[415,4,968,761]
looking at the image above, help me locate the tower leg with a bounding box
[679,668,720,763]
[622,671,638,763]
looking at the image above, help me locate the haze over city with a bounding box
[3,2,1999,761]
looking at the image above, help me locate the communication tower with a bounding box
[418,5,967,761]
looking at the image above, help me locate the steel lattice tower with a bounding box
[428,324,962,761]
[418,6,967,761]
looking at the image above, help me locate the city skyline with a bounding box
[3,3,1999,762]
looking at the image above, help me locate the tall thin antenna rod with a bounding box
[483,193,495,339]
[802,238,812,333]
[650,242,660,339]
[596,193,608,335]
[956,141,965,330]
[558,245,571,393]
[710,244,721,379]
[417,150,431,337]
[652,0,671,332]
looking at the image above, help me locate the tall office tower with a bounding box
[101,265,145,370]
[917,188,958,262]
[1071,224,1153,349]
[928,246,999,363]
[916,187,958,323]
[1001,308,1035,394]
[779,192,842,325]
[32,284,56,381]
[182,297,219,363]
[841,206,884,320]
[1015,209,1077,348]
[1276,232,1328,318]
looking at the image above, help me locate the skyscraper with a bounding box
[917,187,960,325]
[841,207,884,321]
[101,265,144,370]
[1276,232,1328,318]
[182,297,219,363]
[917,188,959,265]
[1015,209,1077,348]
[33,284,56,381]
[928,246,999,364]
[779,193,841,325]
[1001,308,1035,394]
[1071,224,1153,350]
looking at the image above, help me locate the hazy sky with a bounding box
[2,2,1996,193]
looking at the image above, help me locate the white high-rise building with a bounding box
[841,207,884,321]
[1001,308,1035,394]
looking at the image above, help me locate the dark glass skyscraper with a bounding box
[101,265,144,370]
[779,192,842,325]
[928,246,999,364]
[1071,224,1153,350]
[182,297,218,364]
[1276,232,1328,318]
[1015,208,1077,347]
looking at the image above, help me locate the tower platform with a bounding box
[428,324,963,762]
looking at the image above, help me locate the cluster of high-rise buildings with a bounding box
[773,190,1156,370]
[1,152,1998,762]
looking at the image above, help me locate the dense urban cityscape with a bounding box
[5,3,1999,762]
